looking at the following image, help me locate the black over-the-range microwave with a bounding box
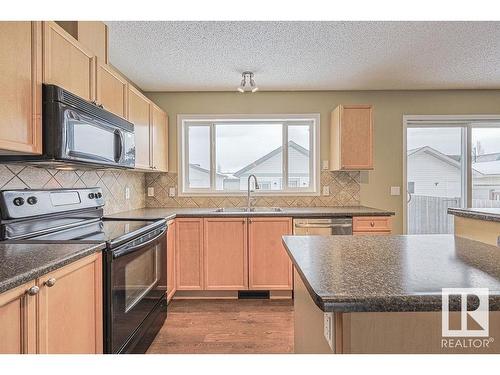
[0,84,135,169]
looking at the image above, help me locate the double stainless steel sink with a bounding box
[214,207,283,213]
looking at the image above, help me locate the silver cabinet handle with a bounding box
[26,286,39,296]
[44,278,56,287]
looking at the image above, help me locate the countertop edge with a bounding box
[109,206,395,221]
[448,208,500,223]
[282,236,500,313]
[0,243,106,294]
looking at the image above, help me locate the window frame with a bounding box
[177,114,320,196]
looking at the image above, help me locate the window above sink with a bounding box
[178,114,320,196]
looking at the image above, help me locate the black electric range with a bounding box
[0,187,168,354]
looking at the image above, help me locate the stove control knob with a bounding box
[88,193,95,199]
[27,196,38,205]
[13,197,25,206]
[96,192,102,198]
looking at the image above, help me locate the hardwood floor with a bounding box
[147,299,294,354]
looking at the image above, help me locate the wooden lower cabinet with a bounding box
[204,218,248,290]
[248,217,293,290]
[0,281,37,354]
[352,216,392,235]
[0,252,103,354]
[176,218,204,290]
[38,252,102,354]
[166,220,176,302]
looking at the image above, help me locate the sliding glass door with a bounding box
[406,127,465,234]
[471,127,500,208]
[406,120,500,234]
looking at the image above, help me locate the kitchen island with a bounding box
[282,234,500,354]
[449,207,500,245]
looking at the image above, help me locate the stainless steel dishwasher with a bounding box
[293,217,353,235]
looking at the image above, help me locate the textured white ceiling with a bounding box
[106,21,500,91]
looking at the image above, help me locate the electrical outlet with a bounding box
[322,160,329,170]
[147,187,155,197]
[169,187,176,197]
[324,312,334,351]
[322,186,330,196]
[390,186,401,196]
[125,187,130,200]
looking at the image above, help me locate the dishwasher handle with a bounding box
[294,223,352,229]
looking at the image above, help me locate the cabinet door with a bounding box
[77,21,108,64]
[204,218,248,290]
[167,220,176,302]
[43,21,95,101]
[127,86,151,169]
[0,21,42,154]
[248,217,293,290]
[340,105,373,170]
[96,61,127,118]
[151,104,169,172]
[38,253,102,354]
[0,281,37,354]
[176,218,204,290]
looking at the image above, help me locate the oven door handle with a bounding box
[112,226,167,259]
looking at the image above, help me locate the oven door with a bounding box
[63,108,135,168]
[106,226,167,353]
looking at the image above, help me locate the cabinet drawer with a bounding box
[352,216,392,232]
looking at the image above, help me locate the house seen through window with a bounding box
[179,115,319,195]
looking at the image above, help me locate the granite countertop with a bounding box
[0,242,106,293]
[448,207,500,223]
[282,234,500,313]
[107,206,394,221]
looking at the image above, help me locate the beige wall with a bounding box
[146,90,500,234]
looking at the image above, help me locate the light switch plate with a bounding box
[390,186,401,196]
[169,187,176,197]
[125,187,130,200]
[147,187,155,197]
[322,160,329,170]
[322,186,330,196]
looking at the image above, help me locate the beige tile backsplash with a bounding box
[0,165,360,213]
[0,164,145,215]
[145,171,360,208]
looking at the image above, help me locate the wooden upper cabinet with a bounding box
[96,61,128,118]
[204,218,248,290]
[0,281,37,354]
[0,22,42,155]
[42,21,95,101]
[38,253,102,354]
[56,21,108,64]
[151,104,169,172]
[127,86,151,169]
[248,217,293,290]
[77,21,108,64]
[176,218,204,290]
[330,104,374,170]
[166,220,176,302]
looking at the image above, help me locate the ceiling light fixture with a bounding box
[237,71,259,93]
